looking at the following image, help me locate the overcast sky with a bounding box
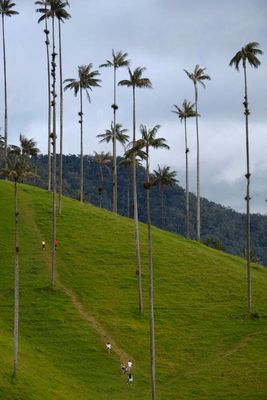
[2,0,267,213]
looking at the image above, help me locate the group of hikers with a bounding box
[106,342,133,384]
[41,239,58,251]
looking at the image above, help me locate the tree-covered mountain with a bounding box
[26,154,267,265]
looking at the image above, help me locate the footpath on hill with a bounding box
[22,195,132,364]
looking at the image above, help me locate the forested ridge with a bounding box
[29,154,267,265]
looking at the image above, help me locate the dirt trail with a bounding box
[22,194,132,364]
[60,284,131,362]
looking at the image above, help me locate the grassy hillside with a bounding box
[0,180,266,399]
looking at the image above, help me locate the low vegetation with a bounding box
[0,181,266,399]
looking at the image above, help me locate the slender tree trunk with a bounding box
[243,62,252,315]
[160,187,164,229]
[58,19,63,214]
[127,169,130,218]
[146,153,156,400]
[2,15,8,160]
[44,15,51,192]
[184,118,190,239]
[13,179,19,378]
[99,166,103,208]
[80,88,84,202]
[113,66,117,213]
[132,86,143,313]
[194,84,200,241]
[51,16,57,287]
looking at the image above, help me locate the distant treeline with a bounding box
[27,154,267,266]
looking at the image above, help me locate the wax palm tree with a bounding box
[36,0,59,285]
[64,64,101,202]
[172,100,197,238]
[35,0,52,192]
[184,65,210,241]
[99,50,130,213]
[92,151,112,208]
[152,165,178,229]
[229,42,263,316]
[19,135,39,157]
[0,148,35,378]
[129,124,169,400]
[55,1,70,213]
[36,0,70,211]
[118,67,152,313]
[0,1,19,160]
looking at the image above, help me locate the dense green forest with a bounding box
[28,154,267,265]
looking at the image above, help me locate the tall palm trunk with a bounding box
[127,169,130,217]
[243,61,252,315]
[2,14,8,159]
[79,87,83,202]
[58,19,63,214]
[44,15,51,192]
[113,66,117,213]
[51,16,57,286]
[13,179,19,377]
[184,117,190,239]
[160,187,164,228]
[132,86,143,313]
[99,166,103,208]
[146,150,156,400]
[194,84,200,241]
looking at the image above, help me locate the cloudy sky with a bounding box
[2,0,267,213]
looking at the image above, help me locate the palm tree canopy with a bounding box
[119,155,142,170]
[0,153,35,181]
[152,165,178,191]
[184,64,211,88]
[92,151,112,166]
[126,124,169,160]
[97,123,129,145]
[19,135,39,157]
[0,1,19,16]
[36,0,71,23]
[172,99,198,122]
[118,66,152,89]
[99,49,130,69]
[229,42,263,71]
[64,64,101,101]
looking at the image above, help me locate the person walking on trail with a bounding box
[54,239,58,249]
[106,342,112,354]
[41,240,46,251]
[126,360,133,372]
[127,373,133,384]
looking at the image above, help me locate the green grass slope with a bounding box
[0,180,266,400]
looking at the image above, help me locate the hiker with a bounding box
[54,239,58,249]
[106,342,112,354]
[121,362,126,374]
[127,373,133,384]
[126,360,133,372]
[41,240,46,251]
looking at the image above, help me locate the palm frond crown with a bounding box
[0,1,19,16]
[64,64,101,101]
[118,66,152,89]
[184,64,211,88]
[99,49,130,69]
[172,99,198,122]
[229,41,263,71]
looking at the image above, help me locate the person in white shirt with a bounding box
[106,342,112,354]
